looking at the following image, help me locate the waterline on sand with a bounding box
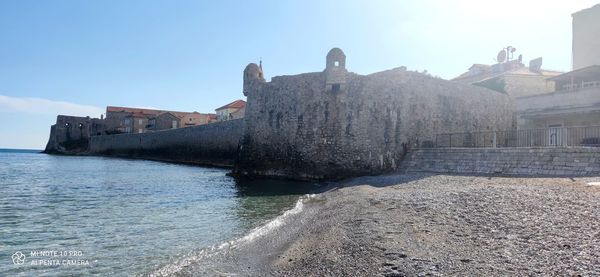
[148,194,315,276]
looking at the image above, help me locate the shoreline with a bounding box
[153,173,600,276]
[42,152,237,169]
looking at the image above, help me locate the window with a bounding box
[334,61,339,67]
[138,129,143,133]
[139,119,143,125]
[172,120,177,129]
[332,84,341,92]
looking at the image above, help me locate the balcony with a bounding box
[516,85,600,115]
[560,80,600,91]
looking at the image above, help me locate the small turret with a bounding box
[243,62,265,96]
[324,48,347,92]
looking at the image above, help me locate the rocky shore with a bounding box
[155,173,600,276]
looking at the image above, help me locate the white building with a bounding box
[572,4,600,70]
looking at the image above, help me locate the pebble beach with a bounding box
[163,173,600,276]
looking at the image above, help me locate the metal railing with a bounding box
[434,126,600,148]
[561,81,600,91]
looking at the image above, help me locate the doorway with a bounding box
[548,124,564,146]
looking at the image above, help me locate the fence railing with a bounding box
[561,81,600,91]
[434,126,600,148]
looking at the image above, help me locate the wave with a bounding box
[147,193,315,277]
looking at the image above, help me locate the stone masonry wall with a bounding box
[234,49,515,180]
[89,119,243,167]
[44,115,105,154]
[402,147,600,176]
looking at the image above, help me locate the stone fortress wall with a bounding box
[44,48,522,180]
[233,48,515,180]
[88,119,243,167]
[44,115,106,154]
[45,49,600,180]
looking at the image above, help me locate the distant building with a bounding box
[124,112,149,134]
[516,65,600,129]
[147,112,181,131]
[105,106,213,133]
[572,4,600,70]
[215,100,246,121]
[453,55,562,98]
[229,106,245,119]
[180,112,215,127]
[105,107,160,134]
[515,4,600,132]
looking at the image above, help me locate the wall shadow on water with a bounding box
[230,178,325,230]
[232,173,436,197]
[233,178,324,197]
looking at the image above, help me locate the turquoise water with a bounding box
[0,150,316,276]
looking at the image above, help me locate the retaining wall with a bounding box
[89,119,243,167]
[402,147,600,176]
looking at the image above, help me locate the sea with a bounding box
[0,149,318,276]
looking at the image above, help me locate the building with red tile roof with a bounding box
[105,106,214,133]
[215,100,246,121]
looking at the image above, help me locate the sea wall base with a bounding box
[402,147,600,176]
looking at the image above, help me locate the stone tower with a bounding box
[324,48,348,92]
[243,62,265,96]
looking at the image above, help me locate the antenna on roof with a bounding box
[497,50,507,63]
[496,46,519,64]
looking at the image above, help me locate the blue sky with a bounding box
[0,0,597,149]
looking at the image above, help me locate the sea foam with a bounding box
[148,193,315,276]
